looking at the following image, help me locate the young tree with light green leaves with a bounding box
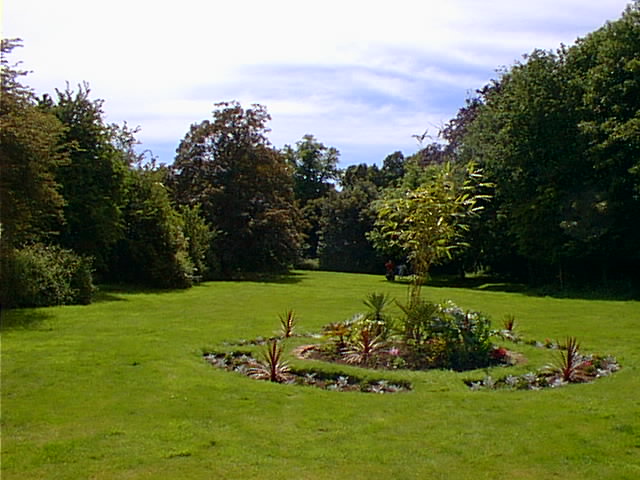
[369,162,490,300]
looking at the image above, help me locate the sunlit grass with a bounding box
[2,271,639,479]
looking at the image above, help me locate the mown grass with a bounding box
[2,271,639,479]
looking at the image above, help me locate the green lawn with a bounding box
[2,271,639,479]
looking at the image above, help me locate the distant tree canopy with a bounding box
[282,134,340,258]
[170,102,301,276]
[284,134,340,206]
[318,173,382,274]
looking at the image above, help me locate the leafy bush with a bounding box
[294,257,320,270]
[0,244,94,308]
[398,299,492,370]
[179,204,215,279]
[111,167,193,289]
[397,299,439,366]
[319,294,494,371]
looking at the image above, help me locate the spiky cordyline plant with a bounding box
[503,314,516,332]
[549,337,589,383]
[249,339,290,383]
[279,309,298,338]
[344,326,386,367]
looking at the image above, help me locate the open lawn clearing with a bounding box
[2,271,639,479]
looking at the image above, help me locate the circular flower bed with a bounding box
[203,293,620,393]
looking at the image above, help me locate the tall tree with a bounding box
[284,134,340,206]
[41,83,129,274]
[317,179,382,273]
[459,3,640,285]
[461,49,585,282]
[171,101,301,276]
[283,134,340,258]
[563,2,640,281]
[0,39,67,248]
[111,165,193,288]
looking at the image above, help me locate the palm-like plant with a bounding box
[363,292,394,338]
[363,292,392,321]
[344,325,386,367]
[548,337,589,383]
[249,339,290,383]
[503,314,516,332]
[279,309,298,338]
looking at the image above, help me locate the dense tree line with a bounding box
[2,3,638,306]
[457,3,640,287]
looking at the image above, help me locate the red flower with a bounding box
[491,347,508,360]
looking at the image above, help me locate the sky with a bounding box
[2,0,633,167]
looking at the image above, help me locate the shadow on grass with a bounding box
[424,275,639,301]
[92,288,130,303]
[1,308,54,330]
[93,284,193,301]
[93,272,306,302]
[249,271,306,285]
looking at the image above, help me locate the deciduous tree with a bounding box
[171,101,301,276]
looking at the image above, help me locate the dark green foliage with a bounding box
[179,204,214,279]
[563,4,640,280]
[171,102,301,276]
[398,300,492,370]
[318,181,382,273]
[459,5,640,286]
[0,244,94,308]
[0,39,68,248]
[341,163,386,189]
[381,151,406,187]
[284,134,340,206]
[283,135,339,258]
[111,167,192,288]
[397,299,439,352]
[42,83,129,274]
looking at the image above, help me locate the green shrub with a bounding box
[294,257,320,270]
[0,244,94,308]
[110,167,193,289]
[398,299,492,370]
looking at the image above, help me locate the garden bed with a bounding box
[203,351,411,393]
